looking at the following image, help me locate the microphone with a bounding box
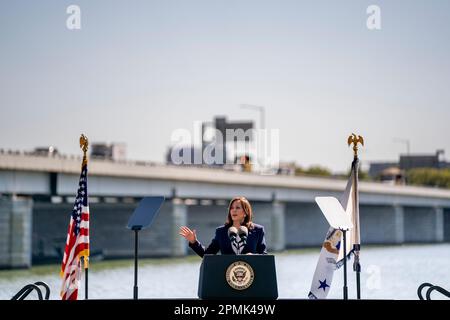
[228,226,238,242]
[238,226,248,246]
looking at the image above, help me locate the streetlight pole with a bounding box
[393,137,411,173]
[239,104,265,130]
[239,104,266,172]
[393,138,410,155]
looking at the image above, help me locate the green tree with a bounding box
[294,166,305,176]
[407,168,450,189]
[357,168,371,181]
[294,165,332,177]
[305,166,332,177]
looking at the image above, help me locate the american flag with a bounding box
[60,161,90,300]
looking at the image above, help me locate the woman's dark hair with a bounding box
[225,196,254,230]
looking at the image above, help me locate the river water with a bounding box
[1,244,449,300]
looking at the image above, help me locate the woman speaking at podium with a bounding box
[179,196,267,257]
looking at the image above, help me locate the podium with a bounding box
[198,254,278,300]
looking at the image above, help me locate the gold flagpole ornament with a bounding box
[347,133,364,158]
[79,134,89,273]
[79,134,89,166]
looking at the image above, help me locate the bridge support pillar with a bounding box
[253,201,285,251]
[435,207,444,242]
[270,201,286,251]
[393,205,405,244]
[0,196,33,268]
[404,206,443,243]
[171,199,188,256]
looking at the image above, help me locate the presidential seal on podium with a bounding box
[225,261,255,290]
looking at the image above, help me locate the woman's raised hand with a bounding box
[179,226,197,244]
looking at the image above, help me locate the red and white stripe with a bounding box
[60,206,89,300]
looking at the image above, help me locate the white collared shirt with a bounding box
[231,234,244,254]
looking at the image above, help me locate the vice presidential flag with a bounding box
[308,161,359,299]
[60,161,90,300]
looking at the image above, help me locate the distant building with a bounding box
[379,167,406,185]
[400,153,439,171]
[369,150,450,181]
[369,162,398,179]
[32,146,59,156]
[91,143,126,161]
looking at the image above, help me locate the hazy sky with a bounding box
[1,0,449,172]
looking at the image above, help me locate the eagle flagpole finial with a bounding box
[79,134,89,165]
[347,133,364,158]
[80,134,89,153]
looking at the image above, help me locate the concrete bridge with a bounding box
[1,151,450,268]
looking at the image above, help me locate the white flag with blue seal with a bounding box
[308,162,359,299]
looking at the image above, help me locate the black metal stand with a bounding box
[353,244,361,299]
[132,226,141,300]
[85,265,88,300]
[126,196,165,300]
[356,269,361,299]
[342,228,348,300]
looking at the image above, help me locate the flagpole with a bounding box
[342,228,348,300]
[348,133,363,300]
[84,256,89,300]
[353,158,361,300]
[80,134,89,300]
[133,227,141,299]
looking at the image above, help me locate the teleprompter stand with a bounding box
[126,196,165,299]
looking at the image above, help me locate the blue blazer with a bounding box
[189,224,267,257]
